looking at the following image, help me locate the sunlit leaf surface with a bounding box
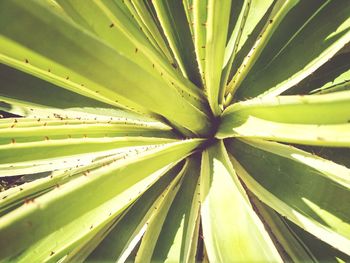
[0,0,349,262]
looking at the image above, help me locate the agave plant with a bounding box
[0,0,349,262]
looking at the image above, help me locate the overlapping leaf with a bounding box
[0,0,349,261]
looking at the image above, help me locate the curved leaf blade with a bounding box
[227,138,350,255]
[200,141,282,262]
